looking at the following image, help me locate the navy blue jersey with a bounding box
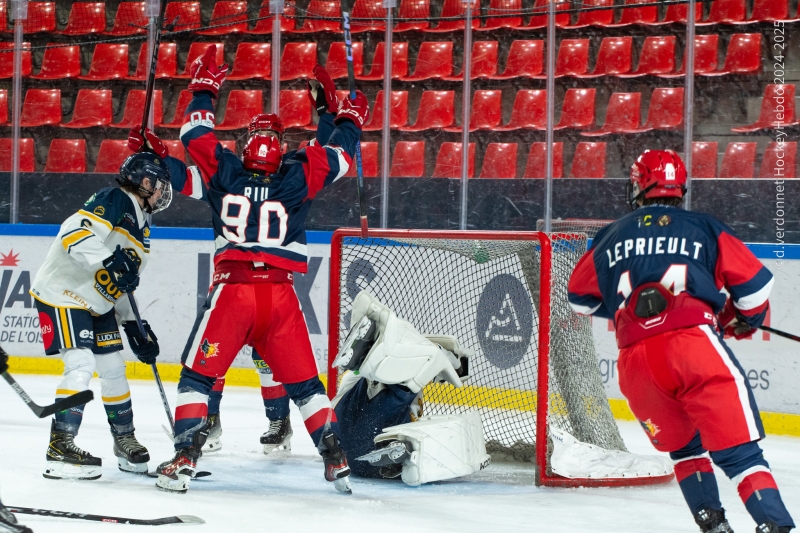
[163,92,360,273]
[567,206,772,328]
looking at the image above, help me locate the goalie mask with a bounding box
[118,153,173,214]
[627,149,687,210]
[242,113,285,174]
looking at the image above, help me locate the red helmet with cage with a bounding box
[241,114,285,174]
[628,150,687,209]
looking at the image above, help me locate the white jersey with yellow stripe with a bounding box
[30,187,150,318]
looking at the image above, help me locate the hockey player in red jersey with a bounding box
[128,46,367,494]
[568,150,794,533]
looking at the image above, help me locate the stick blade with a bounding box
[176,515,206,525]
[38,390,94,418]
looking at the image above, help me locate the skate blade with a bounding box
[263,441,291,455]
[333,476,352,495]
[202,438,222,453]
[117,456,149,474]
[155,473,191,494]
[43,462,102,481]
[356,441,409,466]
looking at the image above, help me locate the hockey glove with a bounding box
[0,344,8,374]
[128,126,169,159]
[188,45,228,99]
[102,245,140,293]
[307,64,339,115]
[335,91,370,129]
[717,299,756,340]
[122,321,160,364]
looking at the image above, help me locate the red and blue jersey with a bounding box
[567,206,773,329]
[163,92,359,273]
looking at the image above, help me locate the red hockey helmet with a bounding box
[242,114,285,174]
[628,149,687,210]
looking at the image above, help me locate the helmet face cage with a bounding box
[149,178,173,214]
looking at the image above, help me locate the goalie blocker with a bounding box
[332,291,490,486]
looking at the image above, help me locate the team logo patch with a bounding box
[94,206,105,216]
[658,215,671,226]
[143,227,150,238]
[639,419,660,438]
[200,339,220,358]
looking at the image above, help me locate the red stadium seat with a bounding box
[0,138,35,172]
[570,142,607,178]
[165,2,202,32]
[217,91,263,131]
[294,0,341,33]
[45,139,86,173]
[759,142,796,179]
[106,2,148,36]
[579,36,632,78]
[326,42,364,80]
[0,90,7,125]
[62,90,113,128]
[704,34,762,76]
[279,42,317,80]
[389,141,426,177]
[23,2,56,33]
[219,140,238,152]
[363,91,409,131]
[432,143,475,178]
[523,142,563,179]
[445,90,502,132]
[357,42,409,80]
[692,142,718,179]
[444,41,498,81]
[553,39,590,78]
[608,0,658,26]
[569,0,614,28]
[497,89,547,131]
[197,1,249,35]
[59,2,106,35]
[79,44,130,81]
[350,0,386,33]
[618,36,677,78]
[583,92,642,136]
[400,42,454,81]
[345,142,379,177]
[0,42,31,78]
[427,0,480,32]
[649,1,702,24]
[158,90,193,128]
[128,43,177,80]
[744,0,794,22]
[395,0,430,32]
[479,143,518,179]
[527,0,571,28]
[631,87,684,132]
[95,140,134,173]
[477,0,523,31]
[719,142,757,178]
[228,42,272,80]
[279,90,311,128]
[399,91,455,132]
[697,0,746,24]
[31,44,80,80]
[0,2,7,34]
[111,90,163,128]
[489,40,543,80]
[249,0,296,33]
[659,34,719,78]
[163,141,187,163]
[554,88,596,130]
[732,84,799,132]
[20,89,61,127]
[175,43,225,79]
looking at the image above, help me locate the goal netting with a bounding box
[327,228,673,487]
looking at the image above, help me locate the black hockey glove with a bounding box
[102,245,140,293]
[122,321,160,364]
[0,344,8,374]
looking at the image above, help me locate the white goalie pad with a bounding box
[549,427,673,479]
[349,291,464,393]
[375,412,491,486]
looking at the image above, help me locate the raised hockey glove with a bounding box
[0,344,8,374]
[102,245,140,293]
[122,321,160,364]
[335,91,370,129]
[128,126,169,159]
[188,45,228,98]
[717,299,756,340]
[307,64,339,115]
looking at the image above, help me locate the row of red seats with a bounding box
[4,138,794,179]
[3,0,795,36]
[0,34,763,82]
[9,83,796,133]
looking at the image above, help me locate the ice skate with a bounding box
[320,432,351,494]
[155,447,201,494]
[43,421,102,480]
[260,416,292,455]
[694,508,734,533]
[112,432,150,474]
[202,414,222,453]
[0,504,32,533]
[756,523,793,533]
[356,440,410,467]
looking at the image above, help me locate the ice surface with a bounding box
[1,375,797,533]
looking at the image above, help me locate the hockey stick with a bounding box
[9,506,204,526]
[139,0,170,134]
[341,0,368,238]
[759,325,800,343]
[2,371,93,419]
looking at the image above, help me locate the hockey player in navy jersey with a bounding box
[128,46,367,494]
[567,150,794,533]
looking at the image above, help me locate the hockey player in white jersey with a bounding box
[29,153,172,480]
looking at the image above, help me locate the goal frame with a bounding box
[326,228,674,488]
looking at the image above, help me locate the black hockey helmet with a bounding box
[118,153,173,214]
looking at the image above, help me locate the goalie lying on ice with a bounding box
[331,291,491,486]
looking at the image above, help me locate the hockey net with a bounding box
[327,228,673,487]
